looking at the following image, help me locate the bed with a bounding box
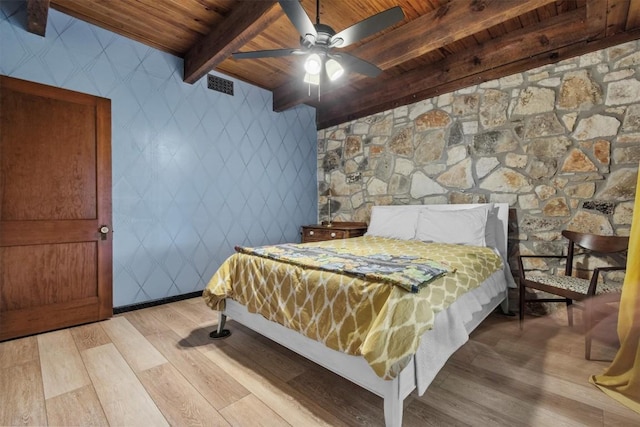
[203,203,513,426]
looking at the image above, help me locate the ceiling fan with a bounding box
[232,0,404,88]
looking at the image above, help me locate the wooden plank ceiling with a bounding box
[27,0,640,129]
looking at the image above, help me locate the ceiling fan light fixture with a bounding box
[325,58,344,81]
[235,0,403,94]
[304,53,322,75]
[303,72,320,86]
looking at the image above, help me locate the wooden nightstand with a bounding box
[301,222,368,243]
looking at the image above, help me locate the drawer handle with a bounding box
[330,232,336,238]
[309,230,314,235]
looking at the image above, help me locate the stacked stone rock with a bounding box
[318,40,639,301]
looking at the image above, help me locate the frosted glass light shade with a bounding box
[304,53,322,75]
[303,72,320,85]
[325,58,344,81]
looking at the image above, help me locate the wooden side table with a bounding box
[301,222,368,243]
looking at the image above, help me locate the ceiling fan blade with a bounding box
[278,0,317,45]
[233,48,301,59]
[334,52,382,78]
[330,6,404,48]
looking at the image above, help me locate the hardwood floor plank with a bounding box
[219,394,290,427]
[459,358,607,424]
[146,329,250,410]
[410,385,524,427]
[145,303,227,349]
[100,316,167,372]
[604,409,640,426]
[81,343,168,426]
[492,337,613,385]
[470,352,640,420]
[37,329,91,399]
[203,345,345,427]
[184,322,228,349]
[139,302,227,350]
[468,313,521,347]
[224,322,310,383]
[447,338,485,364]
[45,384,108,426]
[137,363,230,426]
[184,297,205,305]
[0,335,38,369]
[149,304,210,338]
[515,315,588,355]
[122,307,173,336]
[286,363,384,426]
[170,298,219,326]
[227,320,321,374]
[0,360,47,426]
[69,321,111,352]
[440,363,601,426]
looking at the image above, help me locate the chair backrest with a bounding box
[561,230,629,276]
[562,230,629,253]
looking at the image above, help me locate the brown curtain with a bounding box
[590,165,640,413]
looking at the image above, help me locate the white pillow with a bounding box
[366,206,420,240]
[423,204,499,248]
[415,207,488,246]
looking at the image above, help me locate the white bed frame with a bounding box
[212,203,511,426]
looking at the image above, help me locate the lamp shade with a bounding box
[325,58,344,81]
[303,72,320,85]
[304,53,322,75]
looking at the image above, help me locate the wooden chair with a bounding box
[518,230,628,360]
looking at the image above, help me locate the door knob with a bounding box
[99,225,110,240]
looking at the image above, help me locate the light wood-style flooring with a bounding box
[1,297,639,426]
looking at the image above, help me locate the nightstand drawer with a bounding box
[303,228,346,242]
[300,222,367,243]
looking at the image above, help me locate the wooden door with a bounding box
[0,76,112,341]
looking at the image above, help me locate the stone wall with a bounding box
[317,40,639,286]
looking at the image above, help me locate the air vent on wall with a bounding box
[207,74,234,96]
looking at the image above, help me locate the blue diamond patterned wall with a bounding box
[0,2,318,307]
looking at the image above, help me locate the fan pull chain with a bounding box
[307,80,320,101]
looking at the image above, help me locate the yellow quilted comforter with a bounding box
[203,236,503,379]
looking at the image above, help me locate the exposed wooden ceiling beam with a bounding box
[273,0,560,112]
[183,1,282,84]
[316,7,611,128]
[27,0,50,37]
[627,0,640,29]
[586,0,608,36]
[605,0,631,35]
[354,0,562,71]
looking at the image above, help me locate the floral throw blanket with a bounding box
[235,243,453,293]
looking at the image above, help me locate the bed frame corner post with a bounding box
[383,380,403,427]
[209,312,232,339]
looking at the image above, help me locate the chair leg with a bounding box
[566,299,573,327]
[584,300,592,360]
[519,283,525,330]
